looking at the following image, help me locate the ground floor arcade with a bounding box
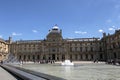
[17,52,105,62]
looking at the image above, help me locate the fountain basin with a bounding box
[61,60,74,66]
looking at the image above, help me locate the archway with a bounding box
[100,54,103,59]
[113,52,117,59]
[52,54,55,60]
[37,55,40,60]
[19,55,21,60]
[62,54,65,61]
[70,54,72,60]
[24,55,26,61]
[43,55,46,60]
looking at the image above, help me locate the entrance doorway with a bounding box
[114,52,117,58]
[62,54,65,61]
[52,54,55,60]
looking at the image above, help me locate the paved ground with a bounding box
[18,62,120,80]
[0,66,17,80]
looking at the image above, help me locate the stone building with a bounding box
[0,38,9,61]
[102,30,120,62]
[1,25,120,62]
[9,25,105,62]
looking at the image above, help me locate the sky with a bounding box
[0,0,120,40]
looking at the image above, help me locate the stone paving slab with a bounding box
[0,66,17,80]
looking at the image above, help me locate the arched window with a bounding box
[33,55,35,60]
[24,55,26,61]
[62,55,65,60]
[114,53,117,58]
[43,55,46,60]
[19,55,21,60]
[37,55,40,60]
[75,54,78,60]
[80,54,83,60]
[28,55,30,60]
[100,54,103,59]
[86,54,88,60]
[91,54,93,60]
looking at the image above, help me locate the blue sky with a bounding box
[0,0,120,40]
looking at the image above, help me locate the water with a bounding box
[15,63,120,80]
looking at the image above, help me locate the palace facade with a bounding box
[0,25,120,62]
[102,30,120,62]
[0,38,9,61]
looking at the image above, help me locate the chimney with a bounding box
[9,36,12,44]
[103,32,106,37]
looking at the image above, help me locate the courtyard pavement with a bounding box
[18,61,120,80]
[0,66,17,80]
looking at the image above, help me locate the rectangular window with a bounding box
[80,47,82,52]
[91,47,93,52]
[75,47,77,51]
[24,48,26,50]
[85,47,87,52]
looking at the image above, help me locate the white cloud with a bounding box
[112,26,115,28]
[108,28,115,31]
[98,29,104,33]
[12,32,22,36]
[32,30,38,33]
[108,26,117,31]
[75,31,87,34]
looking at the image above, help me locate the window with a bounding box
[100,54,103,59]
[99,47,102,51]
[85,47,87,52]
[80,47,82,52]
[53,39,55,41]
[24,48,26,50]
[75,47,77,51]
[86,54,88,60]
[33,55,35,60]
[91,47,93,52]
[75,54,77,60]
[37,55,40,60]
[24,45,26,47]
[80,54,83,59]
[91,54,93,59]
[28,55,30,60]
[24,55,26,60]
[70,47,72,52]
[33,48,35,50]
[114,53,117,58]
[19,55,21,60]
[29,44,31,47]
[51,48,56,52]
[33,44,35,47]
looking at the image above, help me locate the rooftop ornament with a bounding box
[52,24,59,30]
